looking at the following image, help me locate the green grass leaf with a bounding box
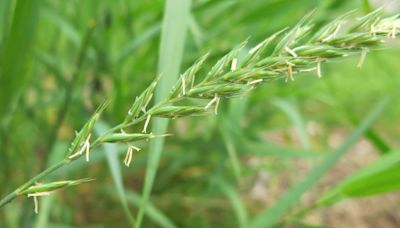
[95,122,135,226]
[217,179,248,228]
[319,148,400,204]
[135,1,192,227]
[249,97,389,228]
[125,190,177,228]
[0,0,39,124]
[272,98,310,149]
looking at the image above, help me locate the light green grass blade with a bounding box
[272,98,310,149]
[249,97,389,228]
[95,122,135,226]
[125,190,177,228]
[0,0,14,41]
[0,0,39,124]
[241,140,321,158]
[323,94,391,154]
[219,97,248,182]
[320,148,400,204]
[114,23,161,63]
[220,129,242,182]
[42,6,80,45]
[136,1,192,226]
[341,165,400,197]
[217,180,248,228]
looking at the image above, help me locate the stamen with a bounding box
[33,196,38,214]
[123,145,141,167]
[28,192,52,197]
[231,58,238,71]
[68,134,91,160]
[84,134,91,162]
[357,48,368,68]
[248,79,263,85]
[285,47,297,57]
[285,61,294,82]
[143,115,151,133]
[124,146,133,167]
[214,97,220,115]
[391,23,397,38]
[317,58,322,78]
[181,75,186,95]
[205,96,218,110]
[28,191,53,214]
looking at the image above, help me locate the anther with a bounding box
[357,48,368,68]
[181,75,186,95]
[285,61,294,82]
[317,58,322,78]
[143,115,151,133]
[285,47,298,57]
[205,96,218,110]
[231,58,238,71]
[248,79,263,85]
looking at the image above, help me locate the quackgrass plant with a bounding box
[0,9,399,215]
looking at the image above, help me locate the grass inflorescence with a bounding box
[0,9,399,213]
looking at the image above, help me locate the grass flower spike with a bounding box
[0,9,399,212]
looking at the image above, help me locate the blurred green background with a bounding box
[1,0,400,227]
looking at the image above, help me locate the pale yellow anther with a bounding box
[214,96,220,115]
[248,79,263,85]
[68,134,91,161]
[205,96,218,110]
[357,48,368,68]
[285,61,295,82]
[124,145,140,167]
[181,75,186,95]
[231,58,238,71]
[33,195,38,214]
[317,58,322,78]
[143,115,151,133]
[285,47,297,57]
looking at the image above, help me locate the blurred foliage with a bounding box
[1,0,400,227]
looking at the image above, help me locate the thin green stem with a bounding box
[0,160,66,208]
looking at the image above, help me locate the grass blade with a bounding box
[0,0,39,124]
[125,190,177,228]
[0,0,13,41]
[220,129,242,182]
[217,180,248,228]
[95,122,135,226]
[135,1,192,226]
[272,98,310,149]
[319,148,400,205]
[250,97,389,228]
[114,23,161,63]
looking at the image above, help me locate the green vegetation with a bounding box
[1,0,400,227]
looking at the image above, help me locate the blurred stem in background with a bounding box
[43,20,95,167]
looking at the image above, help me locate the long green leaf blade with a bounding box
[96,122,135,226]
[136,1,192,227]
[250,97,389,228]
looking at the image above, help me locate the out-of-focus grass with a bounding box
[1,0,400,227]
